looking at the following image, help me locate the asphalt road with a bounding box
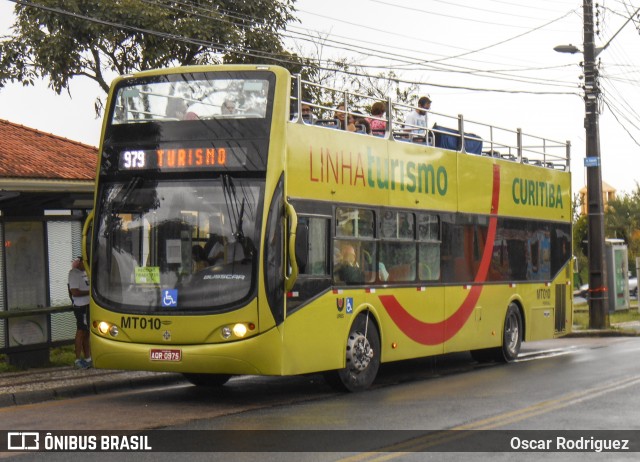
[2,336,640,461]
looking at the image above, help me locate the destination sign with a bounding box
[118,146,247,171]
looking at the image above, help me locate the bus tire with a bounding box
[324,313,380,392]
[471,303,522,363]
[182,373,231,387]
[500,303,522,362]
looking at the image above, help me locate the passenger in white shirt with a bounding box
[404,95,431,135]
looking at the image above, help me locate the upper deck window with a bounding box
[111,75,271,125]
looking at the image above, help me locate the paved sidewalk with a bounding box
[0,365,185,408]
[568,320,640,337]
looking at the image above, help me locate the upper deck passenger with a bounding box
[404,96,431,135]
[368,101,387,136]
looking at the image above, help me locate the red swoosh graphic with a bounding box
[379,164,500,345]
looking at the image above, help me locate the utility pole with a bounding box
[582,0,608,328]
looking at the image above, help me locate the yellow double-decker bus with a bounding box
[86,64,572,391]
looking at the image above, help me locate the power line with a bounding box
[6,0,580,96]
[368,0,562,28]
[147,0,580,88]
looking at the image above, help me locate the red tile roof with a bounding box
[0,119,97,180]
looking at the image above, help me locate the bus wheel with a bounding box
[182,373,231,387]
[471,303,522,363]
[324,313,380,392]
[501,303,522,362]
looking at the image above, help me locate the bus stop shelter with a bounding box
[0,119,96,367]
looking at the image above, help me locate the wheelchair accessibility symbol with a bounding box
[162,289,178,307]
[345,297,353,314]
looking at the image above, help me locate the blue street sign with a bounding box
[584,157,600,167]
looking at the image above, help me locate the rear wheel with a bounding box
[182,373,231,387]
[324,313,380,392]
[501,303,523,362]
[470,303,522,363]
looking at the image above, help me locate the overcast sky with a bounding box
[1,0,639,196]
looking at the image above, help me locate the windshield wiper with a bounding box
[222,175,256,263]
[103,177,143,238]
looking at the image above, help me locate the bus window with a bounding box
[336,207,374,238]
[417,213,439,241]
[298,217,329,276]
[379,241,416,282]
[417,213,441,281]
[419,243,440,281]
[381,210,414,239]
[111,76,270,124]
[94,178,263,312]
[333,240,375,285]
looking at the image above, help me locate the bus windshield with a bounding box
[93,177,263,313]
[111,74,270,124]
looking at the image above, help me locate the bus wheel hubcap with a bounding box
[346,333,374,372]
[505,313,519,355]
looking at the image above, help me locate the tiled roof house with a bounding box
[0,119,97,210]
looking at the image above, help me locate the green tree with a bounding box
[605,183,640,275]
[288,32,418,119]
[0,0,299,111]
[573,212,588,283]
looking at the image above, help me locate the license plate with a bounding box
[150,349,182,362]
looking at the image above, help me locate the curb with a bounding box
[565,329,640,338]
[0,372,186,408]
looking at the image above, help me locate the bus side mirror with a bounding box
[295,223,309,273]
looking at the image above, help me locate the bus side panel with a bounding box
[280,290,359,375]
[458,154,572,222]
[372,287,445,363]
[442,285,503,354]
[525,271,572,341]
[286,123,389,205]
[385,144,457,213]
[280,286,447,375]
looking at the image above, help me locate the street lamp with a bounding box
[555,0,608,328]
[553,44,580,55]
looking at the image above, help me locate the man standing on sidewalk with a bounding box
[68,256,92,369]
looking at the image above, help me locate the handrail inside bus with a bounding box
[290,75,571,172]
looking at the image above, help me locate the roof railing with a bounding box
[291,75,571,171]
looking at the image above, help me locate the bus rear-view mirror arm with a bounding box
[82,211,94,276]
[285,201,299,293]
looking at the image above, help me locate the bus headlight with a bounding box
[232,323,248,338]
[97,321,119,337]
[221,327,232,339]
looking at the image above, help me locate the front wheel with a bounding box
[324,313,380,392]
[182,373,231,387]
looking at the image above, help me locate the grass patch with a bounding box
[573,301,640,330]
[0,355,19,373]
[0,344,75,373]
[49,345,76,367]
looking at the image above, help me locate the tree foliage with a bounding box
[605,183,640,274]
[290,33,418,120]
[0,0,299,110]
[576,183,640,278]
